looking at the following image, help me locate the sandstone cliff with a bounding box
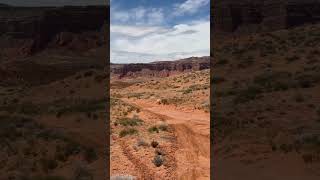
[0,5,108,58]
[213,0,320,34]
[111,57,210,78]
[0,5,109,86]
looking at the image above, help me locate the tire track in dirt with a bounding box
[158,141,178,179]
[123,99,210,180]
[120,141,155,180]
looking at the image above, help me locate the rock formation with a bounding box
[111,57,210,78]
[213,0,320,34]
[0,5,108,57]
[0,5,109,86]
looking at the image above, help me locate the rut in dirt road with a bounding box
[124,99,210,180]
[120,141,155,179]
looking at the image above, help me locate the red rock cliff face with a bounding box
[0,5,108,58]
[213,0,320,34]
[111,57,210,78]
[0,5,109,86]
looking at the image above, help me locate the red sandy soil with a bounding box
[212,24,320,179]
[110,70,210,179]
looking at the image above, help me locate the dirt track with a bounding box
[124,99,210,180]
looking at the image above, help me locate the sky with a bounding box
[111,0,210,63]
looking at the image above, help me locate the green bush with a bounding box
[148,126,159,133]
[117,116,143,126]
[119,128,138,137]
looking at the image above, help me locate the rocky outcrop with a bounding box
[0,5,109,86]
[111,57,210,78]
[213,0,320,34]
[0,5,108,58]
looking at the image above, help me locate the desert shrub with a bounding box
[233,85,262,104]
[117,117,143,126]
[160,99,169,105]
[53,99,105,116]
[153,155,164,167]
[158,123,168,131]
[253,71,293,91]
[183,88,192,94]
[127,93,144,99]
[119,128,138,138]
[148,126,159,133]
[151,140,159,148]
[136,138,149,147]
[155,148,165,156]
[158,97,184,105]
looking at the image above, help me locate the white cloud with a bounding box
[133,7,146,20]
[111,25,167,37]
[110,1,210,63]
[111,20,210,63]
[147,8,164,25]
[111,50,209,64]
[173,0,209,16]
[112,11,130,23]
[111,6,164,25]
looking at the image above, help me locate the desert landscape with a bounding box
[0,4,109,179]
[109,0,210,179]
[110,58,210,179]
[213,0,320,179]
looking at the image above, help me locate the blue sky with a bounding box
[111,0,210,63]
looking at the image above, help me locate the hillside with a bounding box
[111,66,210,179]
[0,5,109,180]
[0,5,108,58]
[213,0,320,34]
[0,5,108,86]
[213,21,320,179]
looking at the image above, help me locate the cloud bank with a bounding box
[111,0,210,63]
